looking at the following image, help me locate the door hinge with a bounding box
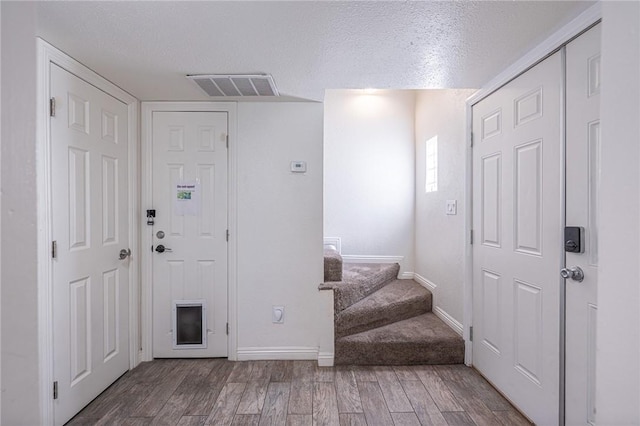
[226,323,229,335]
[470,132,474,147]
[52,240,57,259]
[53,381,58,400]
[50,97,56,117]
[470,230,474,245]
[469,326,473,342]
[226,134,229,149]
[226,229,229,242]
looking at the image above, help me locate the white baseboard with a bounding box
[399,272,414,280]
[236,346,319,361]
[433,306,463,336]
[413,274,463,336]
[413,273,437,292]
[317,352,335,367]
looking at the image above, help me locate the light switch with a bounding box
[446,200,457,215]
[290,161,307,173]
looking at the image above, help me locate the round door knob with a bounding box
[560,266,584,282]
[119,248,131,260]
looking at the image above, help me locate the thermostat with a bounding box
[290,161,307,173]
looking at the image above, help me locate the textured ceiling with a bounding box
[36,1,594,101]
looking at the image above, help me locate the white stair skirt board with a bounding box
[433,307,463,336]
[341,255,407,278]
[237,346,321,361]
[413,273,437,292]
[414,274,463,336]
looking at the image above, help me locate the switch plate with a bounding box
[290,161,307,173]
[446,200,457,215]
[272,306,285,324]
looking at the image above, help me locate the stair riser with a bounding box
[335,341,465,366]
[336,296,431,338]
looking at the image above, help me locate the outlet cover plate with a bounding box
[290,161,307,173]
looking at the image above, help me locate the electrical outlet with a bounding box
[272,306,285,324]
[290,161,307,173]
[446,200,457,215]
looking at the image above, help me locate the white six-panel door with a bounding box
[565,23,601,425]
[51,63,130,425]
[472,52,563,425]
[151,111,229,358]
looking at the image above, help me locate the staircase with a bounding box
[320,252,464,365]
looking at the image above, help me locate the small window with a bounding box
[425,136,438,193]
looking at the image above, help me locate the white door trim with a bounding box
[36,38,139,425]
[462,2,602,368]
[140,102,238,362]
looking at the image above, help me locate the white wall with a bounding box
[324,90,416,274]
[236,102,333,360]
[0,2,41,424]
[414,90,475,324]
[596,2,640,424]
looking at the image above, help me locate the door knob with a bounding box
[119,248,131,260]
[155,244,172,253]
[560,266,584,282]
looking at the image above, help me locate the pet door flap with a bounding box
[172,300,207,349]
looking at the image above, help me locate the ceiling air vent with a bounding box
[187,74,279,97]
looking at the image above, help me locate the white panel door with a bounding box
[565,24,601,426]
[51,64,130,425]
[472,52,562,425]
[151,111,228,358]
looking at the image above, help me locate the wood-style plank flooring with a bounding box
[68,359,532,425]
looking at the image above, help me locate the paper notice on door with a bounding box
[174,181,200,216]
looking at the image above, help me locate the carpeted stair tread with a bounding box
[336,279,431,338]
[329,263,401,313]
[335,313,464,365]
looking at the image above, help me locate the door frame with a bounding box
[140,102,238,362]
[36,39,139,425]
[463,2,601,423]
